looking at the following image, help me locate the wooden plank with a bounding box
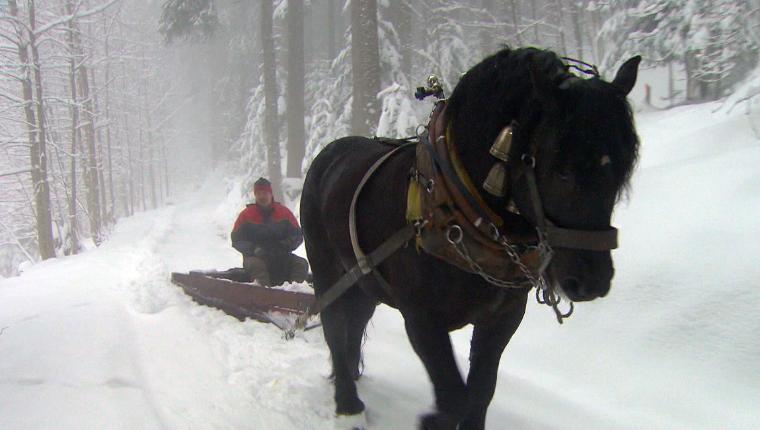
[170,272,315,321]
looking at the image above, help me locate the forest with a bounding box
[1,0,758,276]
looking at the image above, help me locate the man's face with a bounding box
[254,189,273,207]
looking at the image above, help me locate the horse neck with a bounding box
[448,104,524,200]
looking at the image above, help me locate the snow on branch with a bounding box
[34,0,119,37]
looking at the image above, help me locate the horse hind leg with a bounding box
[320,297,366,416]
[303,238,365,416]
[344,287,376,381]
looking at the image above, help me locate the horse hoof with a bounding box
[334,411,368,430]
[419,412,458,430]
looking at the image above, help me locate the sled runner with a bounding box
[170,269,318,332]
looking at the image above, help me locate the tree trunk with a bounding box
[103,21,115,219]
[8,1,39,260]
[138,118,146,211]
[350,0,381,136]
[141,51,158,209]
[327,0,336,62]
[668,60,674,107]
[480,0,494,56]
[77,50,102,242]
[65,0,80,253]
[161,137,170,199]
[22,0,56,259]
[531,0,539,44]
[261,0,283,198]
[571,2,584,59]
[90,66,109,220]
[394,1,413,80]
[286,0,305,178]
[509,0,522,46]
[554,0,567,54]
[120,59,135,216]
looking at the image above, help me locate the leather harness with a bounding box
[290,100,620,335]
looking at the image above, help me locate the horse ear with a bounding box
[611,55,642,95]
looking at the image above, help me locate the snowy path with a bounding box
[0,187,335,430]
[2,103,759,429]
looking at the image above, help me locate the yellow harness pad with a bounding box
[405,179,423,222]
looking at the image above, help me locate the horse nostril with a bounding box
[561,277,583,297]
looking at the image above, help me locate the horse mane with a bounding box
[446,46,639,198]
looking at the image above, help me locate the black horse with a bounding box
[300,47,640,430]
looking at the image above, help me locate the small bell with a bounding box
[489,125,513,162]
[427,74,441,88]
[483,162,508,197]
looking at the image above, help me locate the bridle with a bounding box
[425,99,620,322]
[511,152,620,253]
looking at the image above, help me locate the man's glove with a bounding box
[232,240,256,256]
[272,219,295,239]
[233,223,276,243]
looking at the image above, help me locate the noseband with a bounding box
[511,154,619,252]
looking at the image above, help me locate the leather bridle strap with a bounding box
[546,224,618,251]
[516,157,618,251]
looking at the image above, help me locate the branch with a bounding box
[34,0,120,37]
[0,168,32,178]
[0,91,27,105]
[0,217,36,263]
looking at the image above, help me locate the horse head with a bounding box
[450,49,641,302]
[518,55,641,301]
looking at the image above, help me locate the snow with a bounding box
[2,102,760,429]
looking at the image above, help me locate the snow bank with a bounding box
[1,103,759,429]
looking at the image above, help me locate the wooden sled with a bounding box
[170,268,318,332]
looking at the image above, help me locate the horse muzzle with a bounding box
[552,249,614,302]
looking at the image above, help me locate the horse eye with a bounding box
[600,155,612,166]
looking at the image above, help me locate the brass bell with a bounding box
[489,125,513,162]
[427,74,442,89]
[483,162,508,197]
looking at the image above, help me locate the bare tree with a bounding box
[7,0,55,260]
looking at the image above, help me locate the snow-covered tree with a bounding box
[599,0,758,102]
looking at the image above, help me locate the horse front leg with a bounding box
[459,296,527,430]
[403,313,468,430]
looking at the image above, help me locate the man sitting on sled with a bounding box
[231,177,309,286]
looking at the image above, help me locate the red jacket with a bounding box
[233,202,300,231]
[231,203,302,256]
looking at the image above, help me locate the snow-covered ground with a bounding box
[1,102,759,429]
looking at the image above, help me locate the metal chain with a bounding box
[445,224,574,323]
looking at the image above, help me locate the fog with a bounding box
[1,0,758,275]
